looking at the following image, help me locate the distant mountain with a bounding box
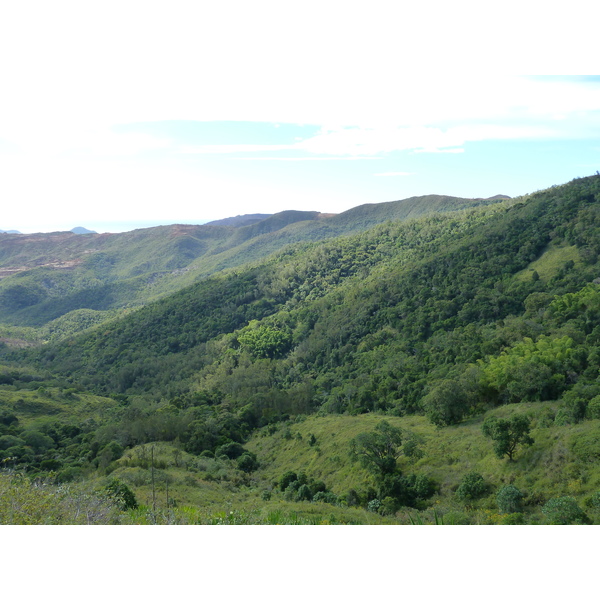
[206,214,272,227]
[71,227,97,235]
[0,230,21,234]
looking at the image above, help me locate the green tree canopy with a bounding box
[349,420,403,477]
[482,414,534,461]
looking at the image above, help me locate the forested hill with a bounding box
[3,174,600,525]
[20,174,600,419]
[0,194,500,333]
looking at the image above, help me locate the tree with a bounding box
[237,452,259,473]
[349,420,403,477]
[237,321,292,359]
[542,496,589,524]
[422,379,471,427]
[496,484,524,513]
[482,414,534,461]
[456,472,488,503]
[278,470,298,491]
[215,441,245,460]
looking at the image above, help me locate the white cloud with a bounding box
[1,1,599,230]
[412,148,465,154]
[1,1,599,154]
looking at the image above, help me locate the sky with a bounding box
[1,1,599,233]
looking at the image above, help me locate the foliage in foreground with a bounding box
[0,472,122,525]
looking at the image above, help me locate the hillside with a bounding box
[2,174,600,525]
[0,194,501,336]
[206,214,272,227]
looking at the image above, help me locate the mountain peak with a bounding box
[71,227,97,235]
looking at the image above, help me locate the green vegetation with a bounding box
[482,414,534,461]
[1,174,600,524]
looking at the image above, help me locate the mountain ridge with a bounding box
[0,193,504,332]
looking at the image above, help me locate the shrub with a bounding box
[542,496,589,524]
[496,485,524,514]
[104,479,139,511]
[296,484,313,502]
[341,488,361,507]
[313,491,338,504]
[587,396,600,419]
[279,470,297,491]
[237,452,259,473]
[102,441,124,461]
[283,480,301,500]
[215,442,245,460]
[456,472,488,503]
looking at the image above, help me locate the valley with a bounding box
[1,176,599,525]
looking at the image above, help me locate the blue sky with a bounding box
[1,2,599,233]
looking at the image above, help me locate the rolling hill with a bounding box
[2,174,600,525]
[0,193,502,335]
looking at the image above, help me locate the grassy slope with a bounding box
[246,408,600,504]
[89,404,600,524]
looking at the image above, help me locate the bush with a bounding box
[587,396,600,419]
[279,470,297,491]
[215,442,245,460]
[313,491,338,504]
[296,484,313,502]
[456,472,488,503]
[283,480,301,500]
[542,496,589,524]
[104,479,138,510]
[496,485,524,514]
[102,441,124,461]
[237,452,259,473]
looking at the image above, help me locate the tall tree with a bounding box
[482,414,534,461]
[349,420,403,476]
